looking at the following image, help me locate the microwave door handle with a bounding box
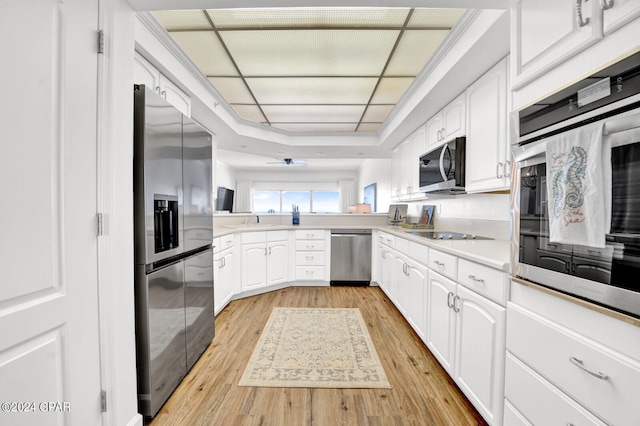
[439,146,448,181]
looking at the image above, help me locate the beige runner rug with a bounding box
[238,307,391,388]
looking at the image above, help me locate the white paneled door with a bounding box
[0,1,102,425]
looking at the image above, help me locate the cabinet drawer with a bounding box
[295,229,325,240]
[295,252,325,266]
[295,240,326,251]
[267,230,289,242]
[507,304,640,426]
[505,353,606,426]
[395,237,409,254]
[429,249,457,280]
[503,400,531,426]
[379,232,395,248]
[458,259,508,306]
[408,241,428,265]
[295,266,325,281]
[241,231,266,244]
[218,234,234,251]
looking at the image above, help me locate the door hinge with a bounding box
[100,390,107,412]
[97,213,105,236]
[97,30,105,54]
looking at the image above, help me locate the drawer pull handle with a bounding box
[569,356,609,380]
[306,270,314,275]
[306,256,314,260]
[306,245,314,249]
[434,260,445,267]
[468,274,485,284]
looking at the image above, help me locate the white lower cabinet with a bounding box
[405,257,428,341]
[240,231,289,291]
[213,236,235,315]
[389,239,429,341]
[454,285,506,426]
[506,298,640,426]
[426,256,507,426]
[426,270,457,374]
[294,229,328,281]
[504,352,607,426]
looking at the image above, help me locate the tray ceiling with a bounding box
[152,7,465,133]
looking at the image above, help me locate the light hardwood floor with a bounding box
[149,286,488,426]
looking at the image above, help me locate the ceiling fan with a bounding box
[266,158,308,167]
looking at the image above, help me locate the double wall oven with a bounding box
[512,51,640,319]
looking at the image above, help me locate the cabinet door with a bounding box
[409,127,427,195]
[454,285,506,426]
[511,0,603,88]
[442,93,466,141]
[134,52,161,89]
[241,243,267,291]
[159,74,191,118]
[426,271,457,375]
[426,112,444,150]
[393,254,409,315]
[383,248,397,301]
[603,0,640,34]
[391,147,402,199]
[406,259,428,341]
[218,250,235,312]
[213,251,223,314]
[399,137,414,196]
[267,240,289,285]
[465,58,509,193]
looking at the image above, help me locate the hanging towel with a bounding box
[545,121,610,248]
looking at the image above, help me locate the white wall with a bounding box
[357,159,392,213]
[215,160,237,192]
[101,1,141,425]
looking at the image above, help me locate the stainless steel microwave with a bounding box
[418,137,466,193]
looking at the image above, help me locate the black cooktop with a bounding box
[408,231,493,240]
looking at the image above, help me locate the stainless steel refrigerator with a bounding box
[133,84,214,418]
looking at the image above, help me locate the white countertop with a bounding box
[214,223,511,273]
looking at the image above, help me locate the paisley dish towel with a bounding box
[545,121,610,248]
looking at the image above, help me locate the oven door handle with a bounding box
[604,111,640,134]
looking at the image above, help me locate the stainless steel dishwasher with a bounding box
[330,229,372,286]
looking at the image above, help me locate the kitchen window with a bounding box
[253,190,339,213]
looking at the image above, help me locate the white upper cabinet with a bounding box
[134,52,191,117]
[441,94,466,143]
[391,125,427,200]
[602,0,640,35]
[511,0,603,89]
[465,57,510,193]
[426,93,466,151]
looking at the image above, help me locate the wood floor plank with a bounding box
[148,286,488,426]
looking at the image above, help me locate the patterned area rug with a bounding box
[238,307,391,388]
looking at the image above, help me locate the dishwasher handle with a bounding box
[331,229,372,235]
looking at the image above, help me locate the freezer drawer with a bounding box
[135,261,186,418]
[184,248,214,371]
